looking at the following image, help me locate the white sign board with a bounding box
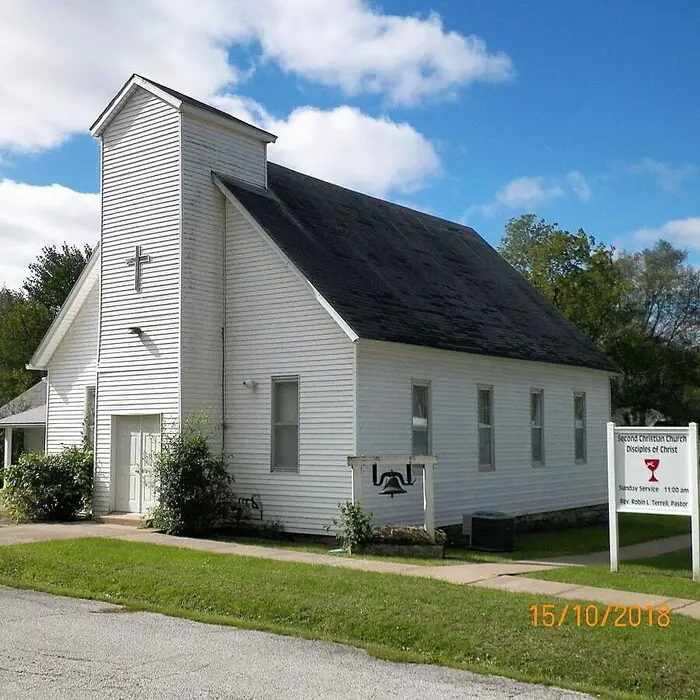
[614,428,691,516]
[607,422,699,581]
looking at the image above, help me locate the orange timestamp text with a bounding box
[529,603,671,628]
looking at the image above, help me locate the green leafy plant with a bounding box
[374,525,446,545]
[2,445,93,522]
[63,445,94,516]
[330,501,377,551]
[149,415,235,535]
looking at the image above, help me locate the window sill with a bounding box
[478,464,495,472]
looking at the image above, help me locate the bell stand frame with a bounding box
[347,454,439,540]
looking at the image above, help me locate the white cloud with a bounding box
[0,0,513,152]
[496,176,564,208]
[627,158,696,193]
[0,180,100,290]
[635,217,700,250]
[468,171,593,218]
[0,1,241,151]
[270,107,439,196]
[213,95,439,196]
[567,170,592,201]
[250,2,514,105]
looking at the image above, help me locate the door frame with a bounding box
[110,413,162,513]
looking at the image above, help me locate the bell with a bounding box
[379,473,407,498]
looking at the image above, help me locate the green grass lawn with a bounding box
[463,513,689,562]
[1,538,699,700]
[527,548,700,601]
[218,513,691,566]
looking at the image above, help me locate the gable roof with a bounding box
[27,244,100,371]
[0,379,47,420]
[218,163,616,373]
[139,77,276,141]
[90,75,277,143]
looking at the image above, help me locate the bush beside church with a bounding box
[2,445,93,522]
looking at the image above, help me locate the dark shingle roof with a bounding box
[218,163,616,372]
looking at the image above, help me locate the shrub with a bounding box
[150,416,235,535]
[374,525,446,546]
[2,445,93,522]
[330,501,377,551]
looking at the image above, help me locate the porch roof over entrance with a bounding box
[0,405,46,428]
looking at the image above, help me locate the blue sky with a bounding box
[1,0,698,288]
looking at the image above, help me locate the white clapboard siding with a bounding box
[94,86,182,513]
[179,114,267,443]
[46,284,98,453]
[98,87,181,371]
[357,339,611,527]
[224,201,356,534]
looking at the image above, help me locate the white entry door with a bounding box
[114,415,161,513]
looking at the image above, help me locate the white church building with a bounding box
[27,75,616,534]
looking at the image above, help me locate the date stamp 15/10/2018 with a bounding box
[529,603,671,628]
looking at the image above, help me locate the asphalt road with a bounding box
[0,586,593,700]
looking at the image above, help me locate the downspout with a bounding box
[221,193,227,458]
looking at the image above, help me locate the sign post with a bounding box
[690,423,700,581]
[607,422,699,581]
[607,422,619,572]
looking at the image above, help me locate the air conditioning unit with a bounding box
[469,511,515,552]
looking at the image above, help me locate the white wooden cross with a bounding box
[125,245,151,292]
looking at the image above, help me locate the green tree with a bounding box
[607,326,700,425]
[499,216,700,425]
[22,243,92,312]
[618,240,700,346]
[613,241,700,424]
[0,299,54,405]
[0,287,21,319]
[0,242,92,410]
[499,214,631,345]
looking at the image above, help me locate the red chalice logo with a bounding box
[645,459,660,483]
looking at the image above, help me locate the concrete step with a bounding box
[94,513,146,528]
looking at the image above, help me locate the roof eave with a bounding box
[179,102,276,144]
[90,75,277,144]
[27,244,100,370]
[212,173,358,343]
[90,75,182,137]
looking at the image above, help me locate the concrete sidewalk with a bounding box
[0,521,558,579]
[541,533,692,565]
[1,521,697,620]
